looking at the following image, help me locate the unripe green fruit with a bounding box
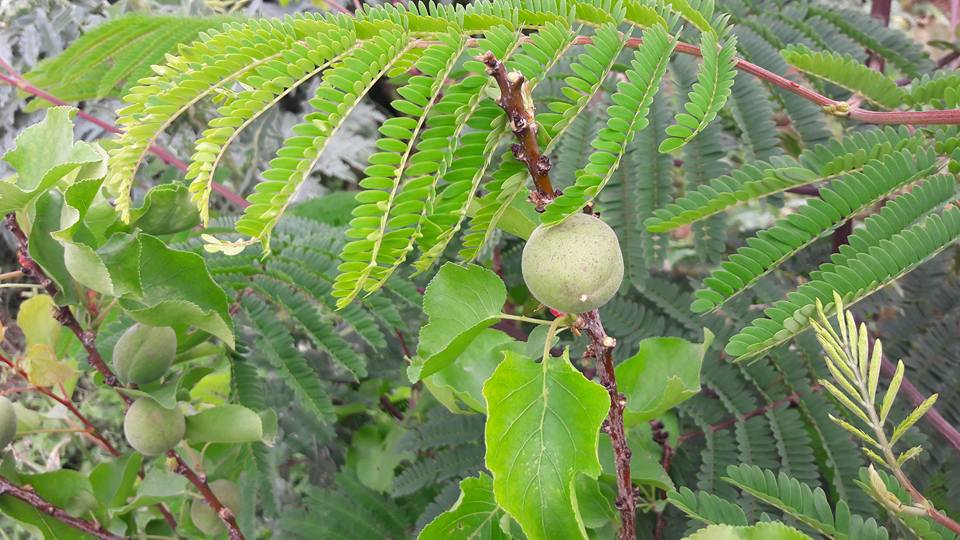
[190,479,241,536]
[113,324,177,386]
[521,213,624,314]
[0,397,17,449]
[123,398,184,456]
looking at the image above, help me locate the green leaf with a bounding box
[483,350,609,540]
[184,404,274,444]
[408,263,506,381]
[89,453,143,509]
[118,469,187,513]
[29,191,78,305]
[0,463,88,540]
[126,183,201,235]
[0,107,104,214]
[683,523,814,540]
[574,475,616,529]
[16,295,60,348]
[346,422,412,494]
[419,474,508,540]
[424,329,523,414]
[616,330,713,423]
[120,234,234,347]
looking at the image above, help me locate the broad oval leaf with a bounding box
[408,263,506,381]
[483,350,608,540]
[616,330,713,423]
[419,474,507,540]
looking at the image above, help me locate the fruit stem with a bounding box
[499,313,557,326]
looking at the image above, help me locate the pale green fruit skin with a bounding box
[113,324,177,386]
[522,213,624,314]
[123,398,184,456]
[190,479,241,536]
[0,397,17,449]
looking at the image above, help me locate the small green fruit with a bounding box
[0,397,17,449]
[123,398,184,456]
[521,213,624,314]
[113,324,176,386]
[190,479,241,536]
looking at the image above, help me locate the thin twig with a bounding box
[0,475,125,540]
[479,51,556,210]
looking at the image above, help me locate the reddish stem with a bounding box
[581,310,636,540]
[0,475,125,540]
[169,451,244,540]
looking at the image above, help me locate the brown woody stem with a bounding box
[581,310,636,540]
[0,475,125,540]
[478,51,557,210]
[4,212,243,538]
[482,52,635,539]
[169,451,244,540]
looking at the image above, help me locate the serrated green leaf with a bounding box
[424,329,523,414]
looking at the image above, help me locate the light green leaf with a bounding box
[575,475,616,529]
[683,522,814,540]
[89,453,142,509]
[118,468,187,513]
[121,234,234,347]
[425,329,522,414]
[616,330,713,423]
[483,350,609,540]
[127,182,201,235]
[419,474,507,540]
[29,191,78,305]
[346,422,412,494]
[184,404,273,444]
[408,263,506,381]
[16,295,60,348]
[0,107,104,213]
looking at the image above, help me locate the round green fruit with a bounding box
[190,479,241,536]
[521,213,624,314]
[123,398,184,456]
[113,324,177,386]
[0,397,17,449]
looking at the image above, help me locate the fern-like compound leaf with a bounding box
[727,206,960,361]
[332,30,468,308]
[241,295,335,423]
[781,44,907,109]
[540,23,677,225]
[723,464,889,540]
[235,24,411,248]
[691,147,939,314]
[187,23,359,224]
[107,18,306,220]
[658,30,737,154]
[408,25,524,274]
